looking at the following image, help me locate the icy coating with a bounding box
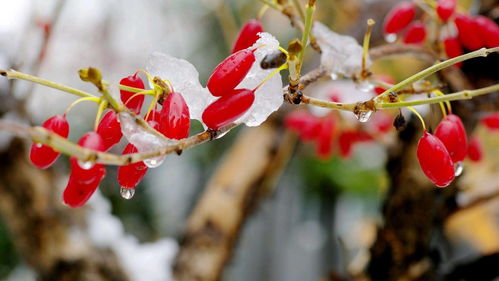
[146,32,283,128]
[312,22,371,77]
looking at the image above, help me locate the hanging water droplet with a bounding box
[356,80,374,92]
[77,160,94,170]
[120,187,135,200]
[143,156,165,168]
[35,143,43,148]
[330,73,339,80]
[454,161,464,177]
[355,111,374,123]
[384,33,397,43]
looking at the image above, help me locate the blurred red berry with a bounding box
[467,136,483,162]
[443,37,463,67]
[481,112,499,130]
[454,14,484,50]
[436,0,456,22]
[232,19,264,53]
[284,111,321,141]
[338,130,372,158]
[403,21,426,44]
[383,2,416,34]
[315,115,336,159]
[120,74,145,114]
[474,16,499,48]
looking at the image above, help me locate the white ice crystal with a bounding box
[145,32,283,129]
[312,22,370,78]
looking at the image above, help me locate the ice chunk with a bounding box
[312,22,370,78]
[146,52,215,122]
[235,32,283,126]
[118,111,174,168]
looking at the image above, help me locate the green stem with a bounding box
[0,69,96,98]
[376,47,499,99]
[297,1,315,76]
[258,0,282,10]
[119,84,154,94]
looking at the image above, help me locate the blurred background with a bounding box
[0,0,498,281]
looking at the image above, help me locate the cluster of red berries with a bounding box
[202,19,264,130]
[30,73,191,207]
[383,0,499,65]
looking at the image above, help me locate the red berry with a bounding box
[434,114,467,163]
[474,16,499,48]
[63,171,104,208]
[70,132,106,184]
[467,136,483,162]
[202,89,255,130]
[338,130,372,158]
[403,21,426,44]
[454,14,484,50]
[117,143,148,189]
[207,49,256,97]
[373,75,396,95]
[417,131,455,187]
[30,115,69,169]
[383,2,416,34]
[481,112,499,130]
[145,109,161,123]
[316,115,336,159]
[120,74,145,114]
[443,37,463,67]
[284,111,321,141]
[436,0,456,22]
[232,19,264,53]
[96,110,122,151]
[159,92,190,139]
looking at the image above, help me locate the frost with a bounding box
[118,111,174,167]
[312,22,370,77]
[146,52,215,122]
[145,32,283,129]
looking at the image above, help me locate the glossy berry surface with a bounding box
[481,112,499,130]
[30,115,69,169]
[117,143,148,189]
[315,116,336,159]
[403,21,426,44]
[232,19,264,53]
[159,92,190,139]
[207,49,255,97]
[467,136,483,162]
[383,2,416,34]
[63,172,104,208]
[96,110,122,151]
[436,0,456,22]
[454,14,484,50]
[284,111,321,141]
[474,16,499,48]
[434,114,467,163]
[416,131,455,187]
[202,88,255,130]
[119,74,145,114]
[70,132,106,183]
[443,37,463,67]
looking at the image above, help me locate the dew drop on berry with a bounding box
[77,160,94,170]
[355,110,374,123]
[120,187,135,200]
[35,143,43,148]
[143,156,165,168]
[384,33,397,43]
[454,161,464,177]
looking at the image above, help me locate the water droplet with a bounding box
[120,187,135,200]
[384,33,397,43]
[355,111,374,123]
[454,161,464,177]
[143,156,165,168]
[35,143,43,148]
[356,80,374,92]
[330,73,339,80]
[215,130,229,139]
[77,160,94,170]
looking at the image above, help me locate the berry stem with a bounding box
[119,84,153,94]
[407,106,427,131]
[258,0,282,11]
[433,89,452,114]
[94,98,108,131]
[0,69,96,98]
[296,0,315,76]
[254,63,288,91]
[361,19,376,79]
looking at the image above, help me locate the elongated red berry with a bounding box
[454,14,484,50]
[202,88,255,130]
[207,49,256,97]
[434,114,467,163]
[383,2,416,34]
[232,19,264,53]
[436,0,456,22]
[443,37,463,67]
[467,136,483,162]
[417,131,455,187]
[96,110,122,151]
[316,115,336,159]
[30,115,69,169]
[63,171,105,208]
[474,16,499,48]
[284,111,321,141]
[117,143,148,189]
[70,132,106,184]
[159,92,190,139]
[120,74,145,114]
[338,130,372,158]
[403,21,426,44]
[481,112,499,130]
